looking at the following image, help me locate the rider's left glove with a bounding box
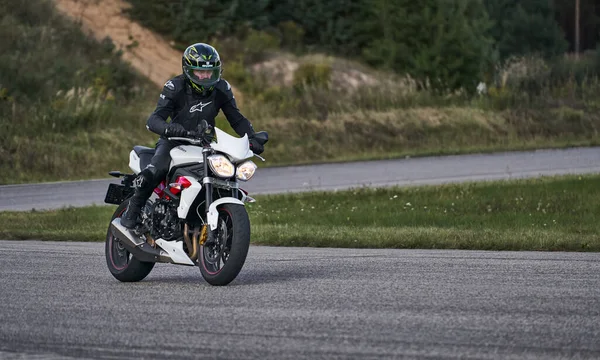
[249,138,264,155]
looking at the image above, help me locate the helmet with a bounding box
[182,43,222,96]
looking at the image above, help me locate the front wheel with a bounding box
[199,203,250,286]
[105,200,155,282]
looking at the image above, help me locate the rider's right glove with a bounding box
[164,123,187,137]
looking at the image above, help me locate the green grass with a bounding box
[1,174,599,251]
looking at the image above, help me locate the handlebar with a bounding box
[166,136,205,145]
[168,125,214,146]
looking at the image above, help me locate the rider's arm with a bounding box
[218,80,255,137]
[146,79,179,135]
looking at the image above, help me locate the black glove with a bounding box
[164,123,187,137]
[249,137,264,155]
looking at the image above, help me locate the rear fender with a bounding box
[207,197,244,230]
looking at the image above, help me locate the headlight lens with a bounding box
[236,160,257,181]
[207,155,235,178]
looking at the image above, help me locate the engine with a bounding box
[149,199,181,241]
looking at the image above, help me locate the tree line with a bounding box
[125,0,600,93]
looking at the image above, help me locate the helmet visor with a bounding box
[184,66,221,86]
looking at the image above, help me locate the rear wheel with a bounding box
[105,200,155,282]
[199,203,250,286]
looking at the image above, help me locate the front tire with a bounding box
[199,203,250,286]
[105,200,155,282]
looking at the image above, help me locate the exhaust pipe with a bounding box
[110,218,173,264]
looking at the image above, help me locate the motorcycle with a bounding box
[103,120,268,285]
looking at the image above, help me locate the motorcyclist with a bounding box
[121,43,264,229]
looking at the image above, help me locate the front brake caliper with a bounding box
[198,225,208,246]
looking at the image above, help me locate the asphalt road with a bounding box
[2,147,600,211]
[0,241,599,359]
[2,149,600,359]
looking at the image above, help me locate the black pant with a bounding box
[148,138,176,182]
[128,138,177,213]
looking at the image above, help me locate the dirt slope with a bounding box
[52,0,376,104]
[53,0,181,88]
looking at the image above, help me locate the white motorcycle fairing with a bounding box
[169,145,205,168]
[154,238,195,266]
[177,176,203,219]
[210,127,254,163]
[168,128,254,168]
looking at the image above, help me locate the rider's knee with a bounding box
[134,166,160,191]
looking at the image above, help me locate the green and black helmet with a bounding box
[182,43,222,96]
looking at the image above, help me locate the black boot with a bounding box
[120,194,146,229]
[120,167,158,229]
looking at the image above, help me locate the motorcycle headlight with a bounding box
[207,155,235,178]
[236,160,257,181]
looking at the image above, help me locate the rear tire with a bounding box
[105,200,155,282]
[199,203,250,286]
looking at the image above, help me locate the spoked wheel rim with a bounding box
[108,209,132,271]
[201,208,233,275]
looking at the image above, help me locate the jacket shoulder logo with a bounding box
[164,80,175,90]
[189,101,212,113]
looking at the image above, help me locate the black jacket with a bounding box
[146,75,255,139]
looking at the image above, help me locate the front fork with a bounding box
[202,147,217,247]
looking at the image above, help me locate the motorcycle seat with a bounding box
[133,145,156,156]
[133,146,156,171]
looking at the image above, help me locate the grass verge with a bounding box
[1,174,599,251]
[4,104,600,184]
[237,106,600,167]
